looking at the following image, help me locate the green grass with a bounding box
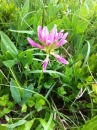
[0,0,97,129]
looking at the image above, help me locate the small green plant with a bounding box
[0,0,19,32]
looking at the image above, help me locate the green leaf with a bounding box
[47,19,62,30]
[37,118,47,128]
[82,40,90,67]
[18,49,33,68]
[25,119,35,130]
[92,84,97,94]
[45,84,56,99]
[37,114,54,130]
[78,3,89,18]
[35,101,43,112]
[0,124,7,130]
[74,34,86,55]
[20,0,30,17]
[17,120,34,130]
[44,113,53,130]
[28,98,35,107]
[0,108,11,118]
[0,95,9,106]
[0,31,18,56]
[58,87,66,96]
[18,0,30,29]
[33,9,42,31]
[81,116,97,130]
[39,99,45,105]
[10,80,21,105]
[76,21,89,33]
[22,84,34,104]
[9,29,34,35]
[7,120,26,129]
[16,124,25,130]
[21,104,27,113]
[3,59,19,68]
[35,97,45,112]
[48,3,62,17]
[86,76,93,83]
[25,70,65,77]
[63,16,71,29]
[72,13,79,28]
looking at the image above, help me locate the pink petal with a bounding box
[42,55,49,70]
[62,32,68,39]
[38,26,49,44]
[27,37,43,49]
[50,25,57,35]
[56,32,68,47]
[38,26,43,42]
[46,38,52,45]
[42,26,49,41]
[51,53,68,64]
[51,25,58,41]
[46,25,58,45]
[57,30,64,39]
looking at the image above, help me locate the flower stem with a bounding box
[10,68,21,89]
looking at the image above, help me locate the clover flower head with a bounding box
[27,25,69,70]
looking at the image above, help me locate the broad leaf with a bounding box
[0,31,18,56]
[7,120,26,129]
[3,59,19,68]
[22,84,34,104]
[10,80,21,104]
